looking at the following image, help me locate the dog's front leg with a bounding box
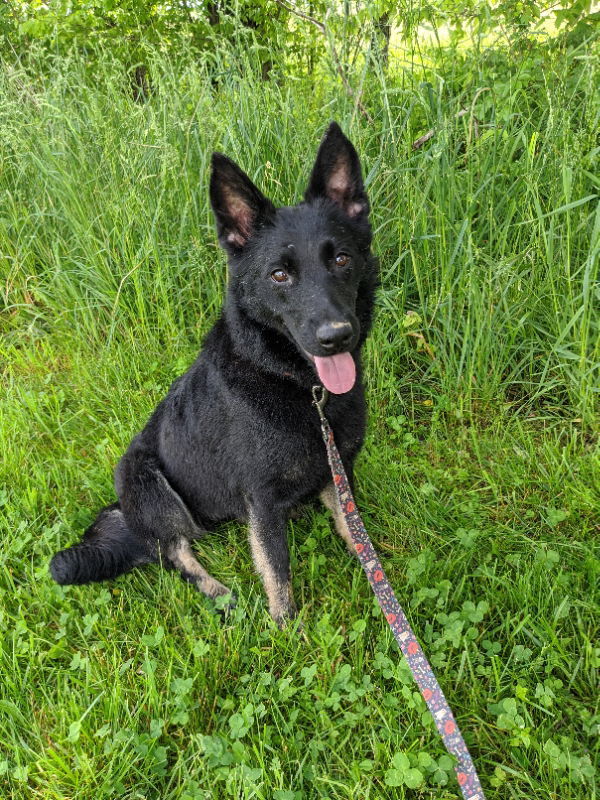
[320,482,356,554]
[320,462,357,555]
[247,504,297,627]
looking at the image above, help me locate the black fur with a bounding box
[50,503,155,584]
[50,122,378,625]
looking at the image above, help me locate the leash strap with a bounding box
[313,386,486,800]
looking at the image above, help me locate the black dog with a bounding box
[50,122,378,626]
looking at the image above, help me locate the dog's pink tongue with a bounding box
[314,353,356,394]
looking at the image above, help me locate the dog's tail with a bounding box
[50,503,155,585]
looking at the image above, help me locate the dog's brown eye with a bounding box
[335,253,350,268]
[271,269,289,283]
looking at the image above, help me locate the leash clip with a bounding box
[311,384,329,422]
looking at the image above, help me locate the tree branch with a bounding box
[271,0,325,32]
[271,0,373,122]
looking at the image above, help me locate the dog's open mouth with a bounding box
[313,353,356,394]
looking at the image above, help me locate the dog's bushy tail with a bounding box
[50,503,155,585]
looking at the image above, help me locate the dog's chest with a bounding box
[251,393,365,495]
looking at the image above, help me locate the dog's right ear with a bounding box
[210,154,275,252]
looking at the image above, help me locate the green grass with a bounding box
[1,38,599,799]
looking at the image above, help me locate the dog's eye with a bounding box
[271,269,289,283]
[335,253,350,268]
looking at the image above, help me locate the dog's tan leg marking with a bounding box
[248,513,296,625]
[167,539,231,599]
[320,483,355,553]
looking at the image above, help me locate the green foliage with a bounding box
[3,0,598,78]
[0,18,599,800]
[4,0,289,81]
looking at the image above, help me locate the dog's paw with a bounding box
[277,614,307,640]
[212,589,237,618]
[291,616,307,639]
[271,603,304,632]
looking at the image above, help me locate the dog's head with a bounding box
[210,122,373,394]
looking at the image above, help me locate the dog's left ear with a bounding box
[210,153,276,251]
[304,122,369,219]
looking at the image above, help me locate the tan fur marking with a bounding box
[329,158,350,195]
[169,540,230,599]
[223,187,252,239]
[320,483,355,552]
[248,514,295,622]
[328,158,364,217]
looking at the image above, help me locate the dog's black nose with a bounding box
[316,321,353,351]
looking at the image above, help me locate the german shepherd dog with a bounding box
[50,122,378,626]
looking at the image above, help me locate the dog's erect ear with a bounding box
[304,122,369,219]
[210,154,275,251]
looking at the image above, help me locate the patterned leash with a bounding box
[312,386,486,800]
